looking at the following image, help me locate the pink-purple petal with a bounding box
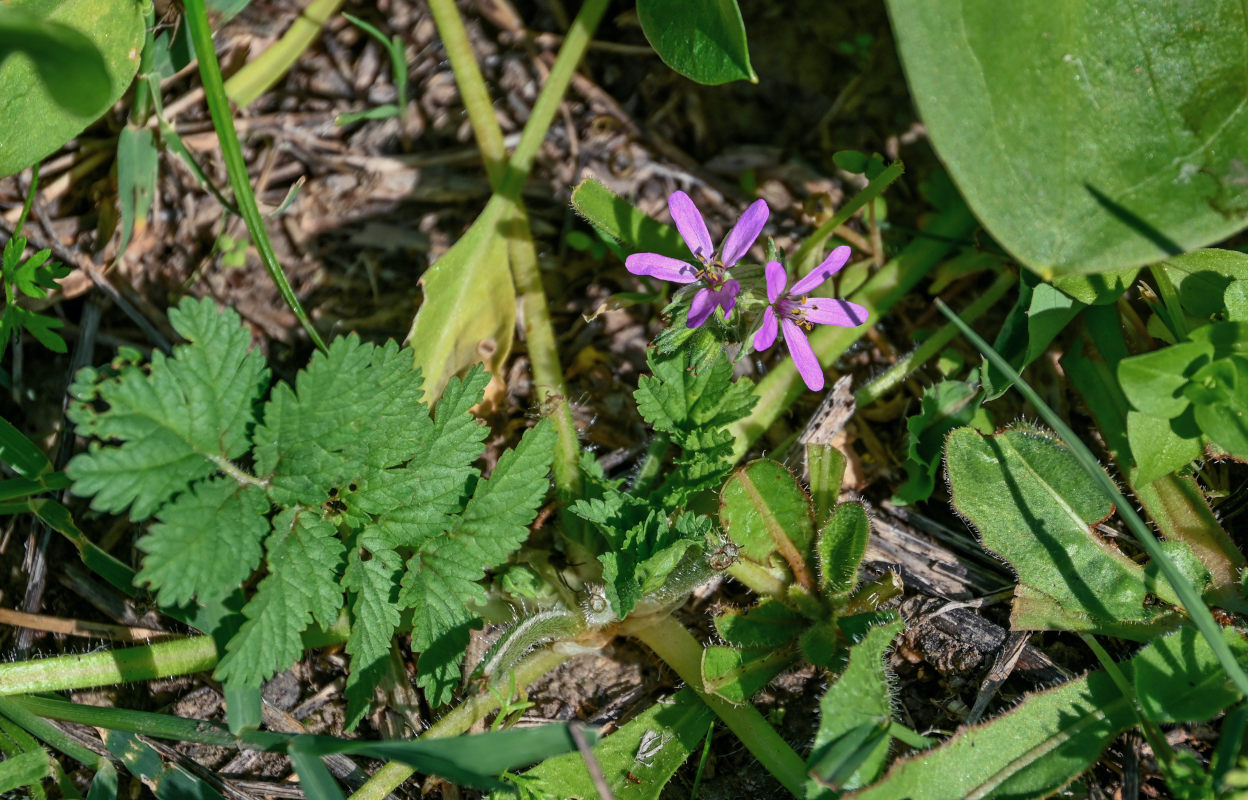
[687,288,716,328]
[764,260,787,304]
[803,298,869,327]
[782,318,824,392]
[754,307,778,351]
[720,199,769,267]
[625,252,699,283]
[716,280,741,317]
[669,191,713,261]
[790,245,852,295]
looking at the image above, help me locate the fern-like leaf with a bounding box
[66,297,269,519]
[216,509,345,686]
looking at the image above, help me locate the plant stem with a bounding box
[730,200,977,464]
[0,621,349,696]
[631,615,808,798]
[628,432,671,494]
[346,645,575,800]
[792,163,904,276]
[428,0,608,506]
[183,0,327,351]
[0,697,104,767]
[854,269,1015,407]
[222,0,348,108]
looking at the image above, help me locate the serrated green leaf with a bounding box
[808,618,902,793]
[215,509,344,687]
[255,337,429,506]
[946,427,1165,638]
[403,420,556,704]
[136,479,269,607]
[342,547,402,727]
[67,297,269,519]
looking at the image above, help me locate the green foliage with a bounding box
[980,272,1085,400]
[892,380,990,505]
[116,125,158,258]
[636,0,756,85]
[570,179,688,261]
[853,627,1248,800]
[1,234,72,358]
[806,619,905,795]
[66,297,555,718]
[1119,319,1248,464]
[887,0,1248,278]
[336,14,408,125]
[945,425,1175,638]
[486,688,714,800]
[0,0,143,178]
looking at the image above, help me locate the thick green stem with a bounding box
[730,201,977,463]
[631,616,808,798]
[0,697,105,767]
[0,622,349,696]
[347,645,575,800]
[183,0,327,350]
[854,269,1015,407]
[223,0,348,108]
[427,0,607,506]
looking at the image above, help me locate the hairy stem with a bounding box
[631,615,808,798]
[346,645,576,800]
[0,622,349,696]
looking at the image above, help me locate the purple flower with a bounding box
[753,247,869,392]
[625,191,769,328]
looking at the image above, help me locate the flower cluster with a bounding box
[626,192,869,391]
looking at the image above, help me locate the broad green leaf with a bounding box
[1187,355,1248,458]
[0,1,143,177]
[886,0,1248,278]
[486,688,713,800]
[1160,249,1248,322]
[1117,341,1212,419]
[405,196,514,403]
[893,380,990,504]
[1134,628,1248,724]
[1051,269,1138,306]
[66,297,271,520]
[808,618,903,793]
[982,273,1084,400]
[817,501,870,599]
[1126,410,1201,485]
[946,427,1165,637]
[1189,321,1248,359]
[852,626,1246,800]
[116,125,158,258]
[570,179,687,259]
[636,0,756,86]
[714,598,806,649]
[702,645,795,704]
[0,749,47,792]
[719,459,815,586]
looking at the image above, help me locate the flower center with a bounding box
[777,295,815,331]
[695,252,728,288]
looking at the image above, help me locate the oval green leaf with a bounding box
[719,459,815,587]
[0,0,143,178]
[887,0,1248,278]
[637,0,757,86]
